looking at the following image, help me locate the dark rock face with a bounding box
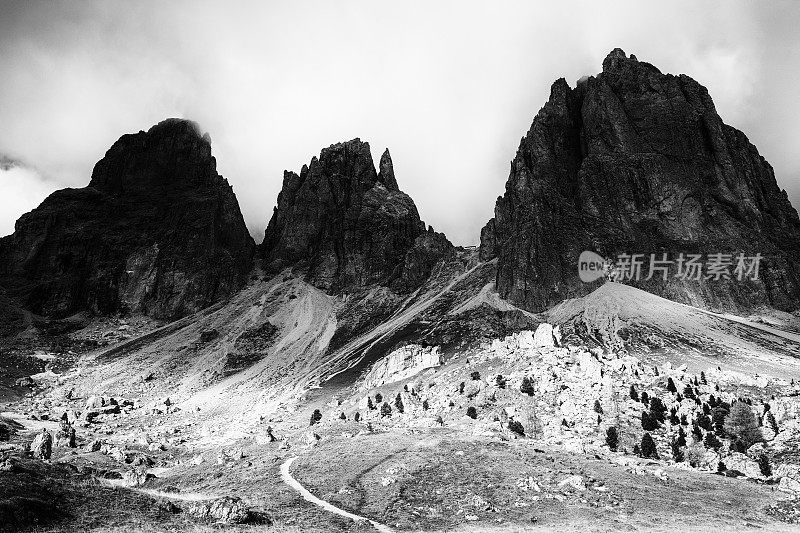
[0,119,255,319]
[481,49,800,312]
[262,139,453,292]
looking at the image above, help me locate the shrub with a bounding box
[640,433,658,459]
[310,409,322,426]
[685,442,705,467]
[508,419,525,436]
[520,377,535,396]
[380,402,392,418]
[724,401,762,449]
[466,406,477,419]
[641,391,649,405]
[717,461,727,473]
[680,414,688,425]
[593,400,603,414]
[395,394,404,414]
[496,375,506,389]
[422,399,429,411]
[435,415,444,426]
[605,427,618,451]
[375,392,383,403]
[339,412,346,420]
[669,409,680,425]
[470,371,481,381]
[667,378,677,393]
[629,385,639,402]
[354,412,361,422]
[459,382,465,394]
[757,454,772,477]
[367,397,375,410]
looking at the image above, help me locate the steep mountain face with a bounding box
[481,49,800,313]
[262,139,453,293]
[0,119,255,320]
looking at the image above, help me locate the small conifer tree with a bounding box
[605,427,619,451]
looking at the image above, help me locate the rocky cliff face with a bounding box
[481,49,800,313]
[261,139,453,293]
[0,119,255,320]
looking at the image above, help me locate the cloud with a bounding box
[0,164,60,236]
[1,1,798,244]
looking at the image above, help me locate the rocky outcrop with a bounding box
[360,344,442,390]
[262,139,453,292]
[480,49,800,313]
[0,119,255,319]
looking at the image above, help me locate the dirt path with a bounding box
[280,456,394,533]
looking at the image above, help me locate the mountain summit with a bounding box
[0,119,255,320]
[261,139,453,293]
[480,49,800,313]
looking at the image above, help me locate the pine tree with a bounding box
[671,437,684,462]
[435,415,444,426]
[669,408,680,426]
[704,430,722,451]
[640,433,659,459]
[676,393,683,403]
[495,375,506,389]
[367,397,375,410]
[724,401,762,449]
[375,392,383,403]
[757,454,772,477]
[422,399,429,411]
[593,400,603,414]
[691,423,702,441]
[466,406,477,419]
[649,397,667,423]
[339,412,347,420]
[697,414,712,431]
[667,378,677,393]
[630,385,639,402]
[520,376,535,396]
[641,391,649,405]
[605,427,619,451]
[354,412,361,422]
[380,402,392,418]
[700,371,707,384]
[395,393,404,414]
[766,411,779,434]
[683,384,695,399]
[677,426,687,447]
[641,411,659,431]
[680,413,688,425]
[310,409,322,426]
[470,371,481,381]
[508,419,525,436]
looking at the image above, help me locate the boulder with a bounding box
[29,429,53,460]
[187,497,249,524]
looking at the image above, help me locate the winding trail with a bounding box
[280,457,394,533]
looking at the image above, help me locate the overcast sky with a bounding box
[1,1,799,245]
